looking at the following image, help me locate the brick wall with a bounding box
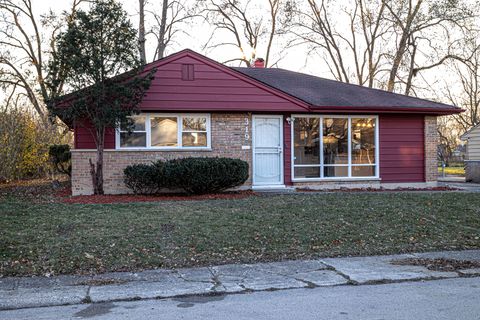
[293,180,381,189]
[72,113,252,195]
[424,116,438,183]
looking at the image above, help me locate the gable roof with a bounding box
[57,49,462,118]
[56,49,310,112]
[146,49,311,111]
[233,67,462,115]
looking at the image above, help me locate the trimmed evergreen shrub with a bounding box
[123,161,167,194]
[165,157,249,194]
[123,157,249,195]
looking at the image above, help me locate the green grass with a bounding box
[1,192,479,277]
[438,166,465,176]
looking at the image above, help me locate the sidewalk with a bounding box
[2,250,480,310]
[438,177,480,192]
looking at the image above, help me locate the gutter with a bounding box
[308,106,464,116]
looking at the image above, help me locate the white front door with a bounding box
[253,115,284,186]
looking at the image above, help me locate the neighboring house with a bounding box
[461,124,480,182]
[63,49,462,195]
[452,144,466,163]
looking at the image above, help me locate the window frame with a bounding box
[116,113,211,150]
[118,115,147,148]
[291,114,380,182]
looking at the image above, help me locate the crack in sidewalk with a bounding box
[174,270,215,285]
[319,261,359,285]
[206,267,225,292]
[81,286,92,304]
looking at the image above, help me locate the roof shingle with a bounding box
[232,67,461,113]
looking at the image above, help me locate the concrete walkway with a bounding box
[438,176,480,191]
[438,175,466,183]
[440,181,480,191]
[1,250,480,311]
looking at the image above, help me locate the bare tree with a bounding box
[152,0,169,60]
[383,0,476,93]
[437,115,466,166]
[0,0,86,125]
[265,0,282,66]
[286,0,476,93]
[142,0,200,61]
[286,0,391,86]
[139,0,146,63]
[446,38,480,132]
[203,0,285,67]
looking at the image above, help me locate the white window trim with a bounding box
[117,115,148,148]
[290,114,380,182]
[116,113,211,150]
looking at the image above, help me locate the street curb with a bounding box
[2,250,480,311]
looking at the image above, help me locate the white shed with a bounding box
[461,124,480,182]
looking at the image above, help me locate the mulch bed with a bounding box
[391,258,480,272]
[1,179,256,204]
[61,190,256,204]
[297,186,458,193]
[64,186,456,204]
[1,178,458,205]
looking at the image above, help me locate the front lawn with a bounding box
[1,191,479,277]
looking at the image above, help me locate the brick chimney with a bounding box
[253,58,265,68]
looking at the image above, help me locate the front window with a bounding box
[182,116,208,147]
[293,116,377,179]
[293,118,320,178]
[118,114,210,149]
[351,118,376,177]
[119,116,147,148]
[323,118,348,178]
[151,117,178,147]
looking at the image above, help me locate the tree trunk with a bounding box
[404,39,417,96]
[96,128,105,195]
[156,0,169,60]
[385,0,423,92]
[265,0,278,67]
[89,158,98,194]
[157,42,166,61]
[139,0,146,64]
[386,33,409,92]
[90,127,105,195]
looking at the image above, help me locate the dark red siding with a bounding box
[140,55,309,112]
[74,122,115,149]
[379,115,425,182]
[74,52,309,149]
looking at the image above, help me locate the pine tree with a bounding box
[48,0,154,194]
